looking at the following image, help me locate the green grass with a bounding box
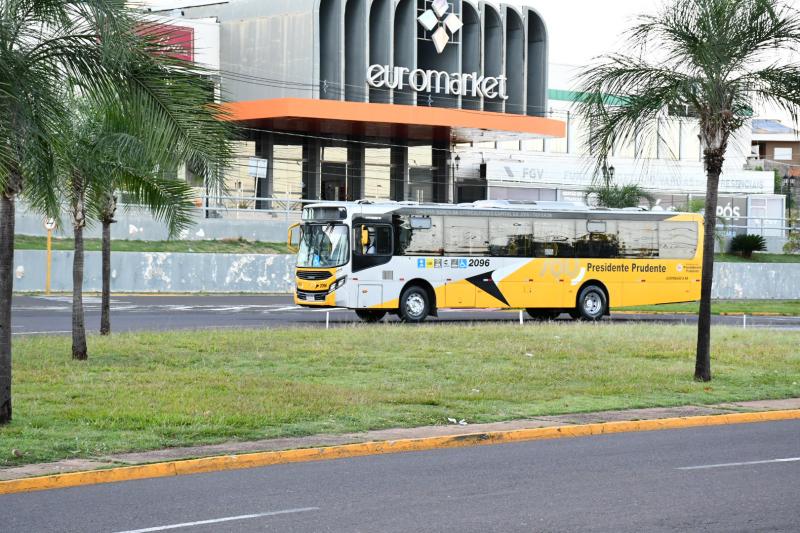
[715,253,800,263]
[14,235,290,254]
[2,324,799,467]
[617,300,800,316]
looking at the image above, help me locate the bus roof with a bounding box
[303,200,702,221]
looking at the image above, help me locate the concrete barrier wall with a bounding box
[10,250,799,299]
[712,262,800,299]
[13,251,296,293]
[15,207,292,242]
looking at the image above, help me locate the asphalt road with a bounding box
[10,294,800,335]
[2,420,799,532]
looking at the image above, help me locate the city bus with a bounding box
[289,200,703,322]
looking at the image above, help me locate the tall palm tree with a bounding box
[0,1,231,420]
[63,51,233,357]
[1,0,117,423]
[576,0,800,381]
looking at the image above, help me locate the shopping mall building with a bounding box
[144,0,784,232]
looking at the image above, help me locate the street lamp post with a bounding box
[783,174,795,221]
[451,153,461,203]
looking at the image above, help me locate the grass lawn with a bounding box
[2,324,798,467]
[14,235,290,254]
[616,300,800,316]
[715,253,800,263]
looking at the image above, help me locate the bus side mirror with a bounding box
[361,226,369,246]
[287,223,300,253]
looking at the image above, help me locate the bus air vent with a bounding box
[382,271,393,280]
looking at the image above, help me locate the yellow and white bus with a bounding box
[290,200,703,322]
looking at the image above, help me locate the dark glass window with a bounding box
[533,219,576,258]
[354,225,392,256]
[658,221,698,259]
[574,220,620,258]
[618,221,659,257]
[489,218,534,257]
[443,217,490,256]
[393,215,444,256]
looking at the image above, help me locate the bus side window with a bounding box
[489,218,533,257]
[618,221,659,258]
[394,215,444,256]
[355,225,392,256]
[533,219,577,258]
[574,220,619,258]
[658,221,698,259]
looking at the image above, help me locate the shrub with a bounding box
[729,234,767,258]
[784,217,800,254]
[585,184,655,209]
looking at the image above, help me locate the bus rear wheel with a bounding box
[399,286,430,323]
[575,285,607,321]
[526,309,560,321]
[355,310,387,323]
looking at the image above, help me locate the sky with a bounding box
[514,0,663,67]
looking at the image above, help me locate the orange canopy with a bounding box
[220,98,565,143]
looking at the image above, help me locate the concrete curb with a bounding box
[2,409,799,496]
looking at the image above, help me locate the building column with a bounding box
[302,137,322,200]
[255,132,274,209]
[347,142,365,201]
[390,142,409,201]
[432,138,451,203]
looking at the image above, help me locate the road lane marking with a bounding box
[271,306,303,312]
[12,330,71,336]
[678,457,800,470]
[111,507,319,533]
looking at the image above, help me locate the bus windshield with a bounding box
[297,223,350,268]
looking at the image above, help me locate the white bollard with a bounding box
[743,314,747,329]
[519,310,524,325]
[326,311,330,330]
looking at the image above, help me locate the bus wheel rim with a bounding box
[406,293,425,317]
[584,293,601,315]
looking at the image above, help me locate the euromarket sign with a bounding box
[366,1,508,101]
[367,65,509,100]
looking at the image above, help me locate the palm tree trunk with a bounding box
[695,149,724,382]
[0,186,16,424]
[100,219,111,335]
[72,174,88,361]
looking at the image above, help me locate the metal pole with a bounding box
[326,311,330,330]
[45,229,52,295]
[286,185,291,226]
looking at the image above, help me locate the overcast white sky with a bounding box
[514,0,663,67]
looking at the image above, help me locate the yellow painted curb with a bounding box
[2,409,799,496]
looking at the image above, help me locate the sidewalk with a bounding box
[3,397,798,482]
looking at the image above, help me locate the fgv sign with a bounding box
[367,65,509,100]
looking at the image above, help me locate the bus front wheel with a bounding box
[399,286,430,323]
[575,285,607,321]
[355,310,387,323]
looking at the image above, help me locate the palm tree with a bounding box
[63,56,233,357]
[88,160,198,337]
[1,1,114,423]
[0,2,231,420]
[576,0,800,381]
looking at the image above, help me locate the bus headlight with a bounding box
[329,276,347,293]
